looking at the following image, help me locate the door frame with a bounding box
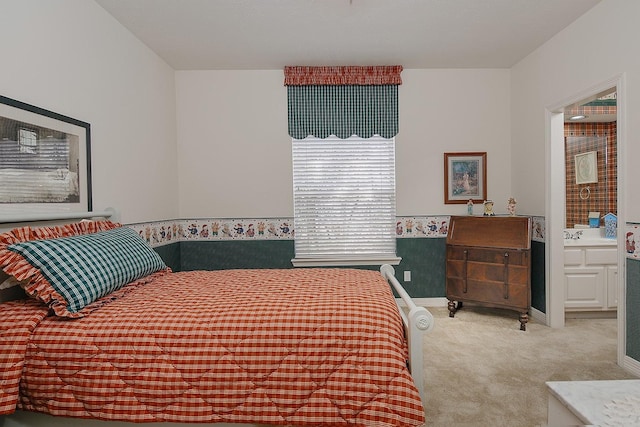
[545,73,626,365]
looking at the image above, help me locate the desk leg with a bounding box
[519,312,528,331]
[447,300,462,317]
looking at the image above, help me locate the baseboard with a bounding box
[530,306,546,325]
[622,355,640,377]
[565,310,617,319]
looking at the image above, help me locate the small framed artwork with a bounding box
[0,95,92,217]
[444,152,487,204]
[575,151,598,184]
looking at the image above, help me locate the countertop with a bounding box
[546,380,640,426]
[564,228,617,246]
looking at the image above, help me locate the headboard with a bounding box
[0,207,117,232]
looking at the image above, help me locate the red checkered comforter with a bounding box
[0,268,425,426]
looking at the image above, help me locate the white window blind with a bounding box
[292,135,400,267]
[18,128,37,154]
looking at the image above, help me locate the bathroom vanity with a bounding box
[564,228,618,314]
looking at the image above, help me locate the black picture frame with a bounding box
[0,95,92,216]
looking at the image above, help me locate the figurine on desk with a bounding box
[467,199,474,215]
[507,197,517,216]
[483,200,495,216]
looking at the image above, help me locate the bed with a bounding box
[0,219,431,426]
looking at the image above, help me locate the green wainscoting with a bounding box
[395,238,446,298]
[179,240,296,271]
[627,258,640,360]
[153,238,445,298]
[154,243,180,272]
[153,237,542,302]
[531,240,546,313]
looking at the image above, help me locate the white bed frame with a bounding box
[0,212,433,426]
[0,208,117,225]
[380,264,434,405]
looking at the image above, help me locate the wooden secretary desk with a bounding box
[446,216,532,330]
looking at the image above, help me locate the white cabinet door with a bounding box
[606,266,618,309]
[564,266,605,309]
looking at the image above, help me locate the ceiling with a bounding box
[94,0,601,71]
[94,0,615,123]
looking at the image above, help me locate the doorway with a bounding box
[546,75,625,366]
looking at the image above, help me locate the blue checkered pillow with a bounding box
[7,226,166,315]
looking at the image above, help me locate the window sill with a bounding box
[291,256,401,268]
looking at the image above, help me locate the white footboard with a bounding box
[380,264,433,406]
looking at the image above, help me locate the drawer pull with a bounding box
[503,252,510,299]
[463,250,468,293]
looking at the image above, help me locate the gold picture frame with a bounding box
[444,152,487,204]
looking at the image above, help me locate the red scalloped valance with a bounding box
[284,65,403,86]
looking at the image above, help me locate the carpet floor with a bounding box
[420,306,636,426]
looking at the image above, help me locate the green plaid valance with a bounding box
[287,85,399,139]
[284,65,402,139]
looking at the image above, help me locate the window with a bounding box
[292,135,399,267]
[18,128,37,154]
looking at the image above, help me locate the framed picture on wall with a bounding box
[575,150,598,184]
[0,95,92,217]
[444,152,487,204]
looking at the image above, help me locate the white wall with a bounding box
[176,68,512,218]
[1,1,513,224]
[175,71,290,219]
[0,0,178,224]
[511,0,640,220]
[1,2,516,223]
[398,69,511,216]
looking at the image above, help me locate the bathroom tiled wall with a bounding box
[565,121,617,228]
